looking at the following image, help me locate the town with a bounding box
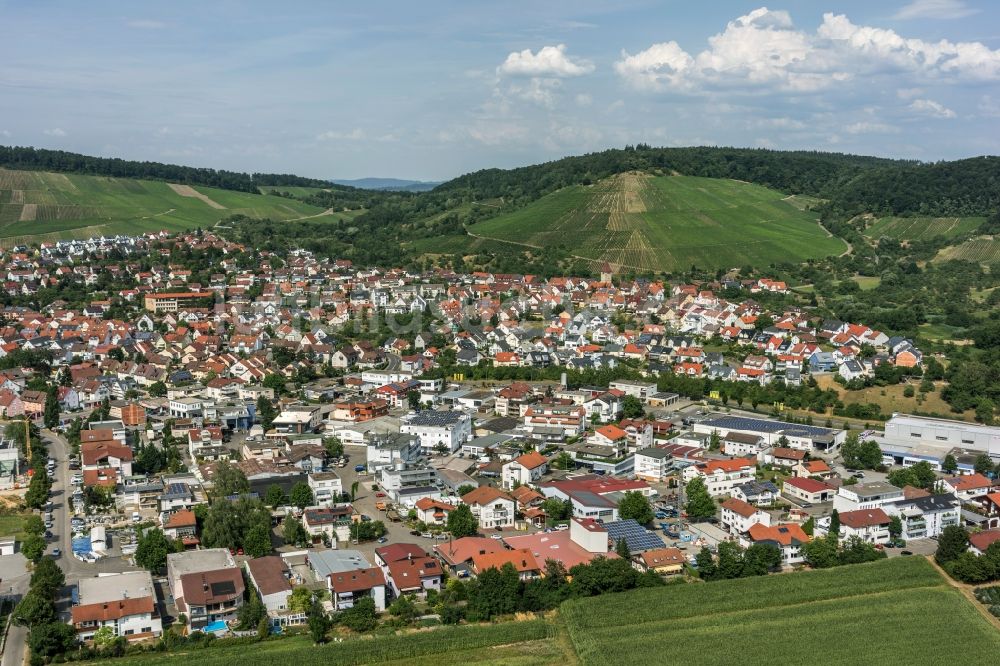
[0,228,997,663]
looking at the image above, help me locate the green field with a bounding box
[864,215,984,241]
[258,185,332,198]
[562,557,1000,666]
[470,173,845,272]
[935,236,1000,264]
[0,168,341,246]
[0,513,26,538]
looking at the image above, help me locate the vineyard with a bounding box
[471,172,845,272]
[0,167,337,244]
[561,557,1000,665]
[934,236,1000,264]
[864,215,985,241]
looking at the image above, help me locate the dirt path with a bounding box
[18,203,36,221]
[926,556,1000,631]
[168,183,226,209]
[140,208,175,219]
[282,207,335,222]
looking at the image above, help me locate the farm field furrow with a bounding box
[865,215,984,241]
[471,172,845,272]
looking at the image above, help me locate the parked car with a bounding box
[51,548,61,558]
[375,492,386,498]
[354,464,366,472]
[376,537,388,544]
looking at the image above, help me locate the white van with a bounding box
[132,511,141,523]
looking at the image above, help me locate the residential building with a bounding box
[816,508,892,544]
[783,477,835,504]
[71,571,162,642]
[833,482,905,513]
[245,556,293,615]
[741,523,810,566]
[460,486,515,529]
[328,567,387,611]
[720,497,771,536]
[308,471,343,506]
[400,410,472,453]
[681,458,756,497]
[166,548,244,631]
[883,493,961,540]
[501,451,548,490]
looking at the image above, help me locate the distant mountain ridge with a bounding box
[331,177,441,192]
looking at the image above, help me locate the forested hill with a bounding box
[0,145,333,194]
[435,146,1000,219]
[436,146,906,209]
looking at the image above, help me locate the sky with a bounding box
[1,0,999,181]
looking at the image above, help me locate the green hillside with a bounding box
[934,235,1000,263]
[470,173,847,272]
[864,215,985,241]
[0,168,343,246]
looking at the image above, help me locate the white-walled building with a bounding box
[71,571,162,642]
[400,411,472,453]
[719,497,771,536]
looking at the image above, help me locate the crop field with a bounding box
[864,215,984,241]
[934,236,1000,264]
[562,557,1000,665]
[471,172,845,272]
[0,168,336,245]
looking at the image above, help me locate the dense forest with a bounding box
[0,145,332,193]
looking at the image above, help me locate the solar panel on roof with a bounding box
[604,519,666,553]
[703,415,834,437]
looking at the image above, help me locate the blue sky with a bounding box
[1,1,998,180]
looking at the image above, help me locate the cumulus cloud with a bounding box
[498,44,594,77]
[316,128,365,141]
[43,128,66,137]
[615,6,1000,93]
[909,98,956,118]
[893,0,979,20]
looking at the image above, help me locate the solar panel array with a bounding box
[604,519,666,552]
[703,415,835,437]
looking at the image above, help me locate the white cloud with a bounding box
[909,98,956,118]
[506,78,562,108]
[615,6,1000,93]
[315,128,366,141]
[43,128,66,137]
[894,0,979,20]
[844,121,900,134]
[126,19,168,29]
[0,130,10,138]
[498,44,594,78]
[575,93,593,107]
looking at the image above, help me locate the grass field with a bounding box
[561,557,1000,666]
[0,513,25,538]
[813,374,972,422]
[0,168,339,246]
[864,216,984,241]
[934,236,1000,264]
[470,172,845,272]
[258,186,331,198]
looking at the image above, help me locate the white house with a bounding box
[70,571,162,642]
[501,451,548,490]
[882,493,961,540]
[719,497,771,536]
[681,458,756,497]
[741,523,810,567]
[308,471,343,506]
[460,486,515,529]
[245,556,294,615]
[400,410,472,453]
[816,508,892,545]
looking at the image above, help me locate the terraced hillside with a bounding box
[0,168,340,246]
[935,235,1000,263]
[470,172,846,272]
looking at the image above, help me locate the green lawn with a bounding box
[562,557,1000,666]
[0,168,339,245]
[0,514,25,538]
[471,172,845,272]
